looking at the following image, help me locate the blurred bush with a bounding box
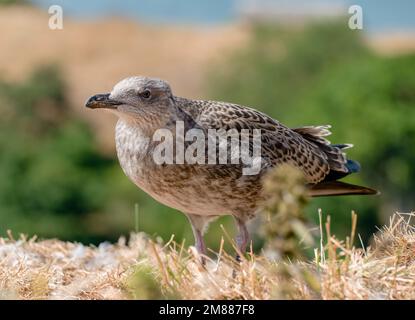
[260,164,312,261]
[209,21,415,242]
[0,0,26,5]
[0,66,115,241]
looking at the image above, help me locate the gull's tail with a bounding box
[292,125,379,197]
[309,181,379,197]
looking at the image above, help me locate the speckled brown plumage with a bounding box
[86,76,377,256]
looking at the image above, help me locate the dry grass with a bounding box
[1,212,415,300]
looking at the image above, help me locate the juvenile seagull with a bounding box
[86,76,377,256]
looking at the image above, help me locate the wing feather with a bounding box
[177,98,341,183]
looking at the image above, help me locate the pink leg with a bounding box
[194,228,207,256]
[234,217,249,260]
[186,214,208,256]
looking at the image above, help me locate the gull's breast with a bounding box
[114,120,261,217]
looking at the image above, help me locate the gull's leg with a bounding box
[185,213,208,257]
[234,216,249,261]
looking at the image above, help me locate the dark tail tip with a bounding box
[346,159,361,173]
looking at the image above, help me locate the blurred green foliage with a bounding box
[209,21,415,242]
[0,0,26,5]
[0,66,113,241]
[122,264,166,300]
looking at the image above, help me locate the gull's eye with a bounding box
[140,89,151,100]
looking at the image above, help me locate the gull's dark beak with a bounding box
[85,93,122,109]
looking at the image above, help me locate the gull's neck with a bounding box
[116,107,180,138]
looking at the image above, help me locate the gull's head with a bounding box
[85,76,174,121]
